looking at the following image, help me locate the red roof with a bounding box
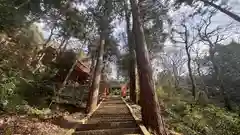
[75,61,90,74]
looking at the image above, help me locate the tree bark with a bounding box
[129,55,137,102]
[48,52,80,108]
[130,0,168,134]
[200,0,240,23]
[124,0,137,103]
[58,58,78,94]
[86,36,105,113]
[195,49,208,94]
[129,36,137,103]
[58,37,69,56]
[185,45,196,98]
[135,63,140,102]
[183,25,196,99]
[90,53,97,80]
[86,0,112,114]
[172,63,180,89]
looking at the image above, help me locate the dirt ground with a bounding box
[0,107,86,135]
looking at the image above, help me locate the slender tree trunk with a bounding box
[62,41,68,52]
[48,54,79,108]
[58,37,68,56]
[32,27,55,72]
[58,50,84,91]
[195,52,208,94]
[172,63,179,89]
[201,0,240,23]
[86,36,105,113]
[130,0,167,134]
[183,25,196,98]
[59,38,66,50]
[58,59,78,93]
[43,27,55,49]
[185,45,196,98]
[124,1,137,103]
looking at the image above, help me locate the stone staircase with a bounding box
[73,96,142,135]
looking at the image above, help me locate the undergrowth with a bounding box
[0,70,55,115]
[157,86,240,135]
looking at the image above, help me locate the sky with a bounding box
[36,0,240,43]
[36,0,240,79]
[152,0,240,78]
[166,0,240,47]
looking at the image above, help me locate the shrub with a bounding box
[0,70,55,113]
[158,85,240,135]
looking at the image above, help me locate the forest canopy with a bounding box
[0,0,240,135]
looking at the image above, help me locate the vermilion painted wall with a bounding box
[121,84,128,97]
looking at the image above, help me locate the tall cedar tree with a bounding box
[124,0,137,103]
[130,0,168,134]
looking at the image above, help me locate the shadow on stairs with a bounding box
[73,96,143,135]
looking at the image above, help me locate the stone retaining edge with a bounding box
[64,97,106,135]
[121,97,151,135]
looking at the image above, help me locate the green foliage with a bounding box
[0,22,59,112]
[201,41,240,106]
[17,76,55,107]
[158,86,240,135]
[142,0,169,58]
[26,106,51,117]
[112,88,121,95]
[0,70,56,112]
[117,53,130,78]
[0,0,69,31]
[0,74,22,112]
[0,0,27,30]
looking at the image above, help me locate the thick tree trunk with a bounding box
[129,50,137,103]
[124,1,137,103]
[135,64,140,102]
[130,0,167,134]
[86,36,105,113]
[201,0,240,23]
[87,0,112,113]
[90,54,97,80]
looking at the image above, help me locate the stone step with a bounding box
[92,114,133,117]
[87,118,135,124]
[73,128,141,135]
[76,121,138,131]
[90,116,133,120]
